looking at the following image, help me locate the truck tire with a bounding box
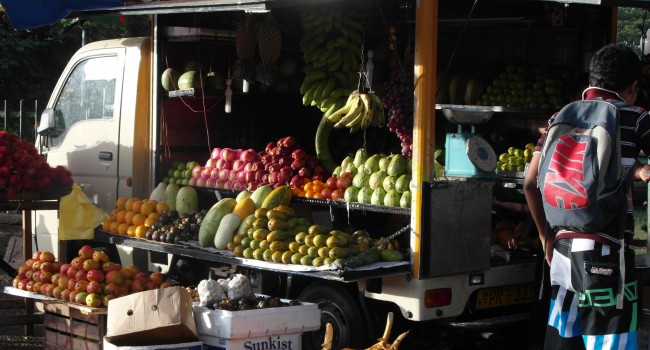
[300,281,366,350]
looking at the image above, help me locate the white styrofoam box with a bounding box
[103,339,203,350]
[201,334,301,350]
[192,301,320,339]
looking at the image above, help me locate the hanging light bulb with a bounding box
[365,50,375,91]
[242,79,250,93]
[225,78,233,113]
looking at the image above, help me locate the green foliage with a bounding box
[617,8,649,55]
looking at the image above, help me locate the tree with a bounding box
[617,7,650,54]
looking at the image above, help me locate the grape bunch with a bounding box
[383,25,414,158]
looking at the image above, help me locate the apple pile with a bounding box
[190,136,328,191]
[12,245,171,308]
[0,130,73,198]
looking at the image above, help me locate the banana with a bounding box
[327,92,358,122]
[359,94,373,129]
[327,54,343,72]
[333,72,349,87]
[304,70,327,84]
[311,79,329,102]
[302,79,323,106]
[372,94,386,126]
[323,99,341,118]
[334,96,362,128]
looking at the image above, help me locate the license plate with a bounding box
[475,284,535,310]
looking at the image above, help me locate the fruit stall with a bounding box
[3,0,650,349]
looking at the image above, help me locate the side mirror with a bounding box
[36,108,55,135]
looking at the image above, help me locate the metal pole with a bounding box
[34,100,38,141]
[19,99,23,139]
[411,0,438,278]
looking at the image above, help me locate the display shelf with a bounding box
[192,186,411,215]
[436,104,554,117]
[93,229,410,282]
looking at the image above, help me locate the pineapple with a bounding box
[235,20,258,60]
[257,15,282,65]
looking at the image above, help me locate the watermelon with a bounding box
[161,68,181,92]
[178,71,204,90]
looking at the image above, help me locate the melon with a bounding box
[161,68,181,92]
[178,71,204,90]
[176,186,198,215]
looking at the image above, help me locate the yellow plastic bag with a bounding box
[59,184,108,240]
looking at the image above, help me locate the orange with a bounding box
[101,219,112,232]
[132,213,147,227]
[131,200,144,214]
[115,209,127,223]
[109,209,119,222]
[116,197,128,210]
[312,183,325,193]
[124,211,136,225]
[117,223,129,236]
[140,202,155,216]
[146,200,158,208]
[126,225,137,237]
[134,225,147,239]
[147,212,160,222]
[124,198,136,211]
[303,182,314,193]
[109,222,120,234]
[156,202,170,215]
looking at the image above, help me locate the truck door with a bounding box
[33,48,126,257]
[41,50,125,211]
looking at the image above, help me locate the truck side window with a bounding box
[50,55,119,148]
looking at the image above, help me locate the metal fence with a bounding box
[1,99,41,142]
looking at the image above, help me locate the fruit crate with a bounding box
[40,301,107,350]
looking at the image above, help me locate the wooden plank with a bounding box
[3,235,21,269]
[0,298,25,309]
[0,314,43,326]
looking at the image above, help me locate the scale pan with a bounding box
[441,105,494,125]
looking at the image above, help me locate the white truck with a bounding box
[28,0,643,348]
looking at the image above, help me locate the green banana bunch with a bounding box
[299,6,364,116]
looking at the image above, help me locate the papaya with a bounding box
[165,183,180,210]
[380,249,405,262]
[267,230,293,242]
[266,209,288,221]
[261,186,292,209]
[273,205,296,218]
[232,197,256,220]
[252,228,271,241]
[255,208,270,219]
[252,218,269,229]
[237,213,256,236]
[308,224,329,236]
[250,185,274,209]
[326,235,349,248]
[198,198,237,247]
[176,186,198,215]
[329,247,351,259]
[270,241,290,253]
[267,218,290,231]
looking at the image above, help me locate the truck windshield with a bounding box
[50,55,119,148]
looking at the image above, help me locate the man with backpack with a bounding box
[524,43,650,349]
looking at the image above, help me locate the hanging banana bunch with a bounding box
[327,90,385,133]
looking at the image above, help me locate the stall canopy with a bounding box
[0,0,122,29]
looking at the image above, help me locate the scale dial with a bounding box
[466,136,497,173]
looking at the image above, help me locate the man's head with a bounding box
[589,44,641,95]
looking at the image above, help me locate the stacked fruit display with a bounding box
[190,136,328,191]
[163,160,200,186]
[12,246,171,308]
[102,197,170,238]
[299,5,362,117]
[329,149,412,208]
[496,142,535,172]
[0,130,73,198]
[144,209,206,244]
[476,65,574,109]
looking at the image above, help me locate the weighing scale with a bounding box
[442,106,497,178]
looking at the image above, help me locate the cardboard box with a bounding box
[192,300,320,339]
[201,334,301,350]
[41,301,107,350]
[105,286,198,346]
[103,339,203,350]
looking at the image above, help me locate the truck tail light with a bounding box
[424,288,451,308]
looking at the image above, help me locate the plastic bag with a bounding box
[58,184,108,240]
[198,278,225,307]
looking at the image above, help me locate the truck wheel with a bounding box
[300,281,366,350]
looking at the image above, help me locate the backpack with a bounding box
[537,98,632,233]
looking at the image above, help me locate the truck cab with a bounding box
[29,1,648,348]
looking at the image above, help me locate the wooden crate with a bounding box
[40,301,107,350]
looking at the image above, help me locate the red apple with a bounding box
[277,172,290,184]
[232,181,245,191]
[201,166,214,179]
[232,159,245,172]
[290,175,304,188]
[66,266,78,280]
[86,269,105,282]
[78,245,95,259]
[214,179,226,188]
[87,281,103,294]
[265,142,275,153]
[260,154,272,165]
[192,165,203,178]
[245,170,256,183]
[211,148,222,160]
[218,168,229,181]
[298,167,312,178]
[246,182,259,191]
[205,158,217,168]
[32,251,41,261]
[215,158,231,170]
[196,177,207,187]
[240,149,257,163]
[255,169,266,182]
[268,164,281,173]
[188,178,197,186]
[228,169,238,182]
[222,180,233,190]
[292,149,306,159]
[220,148,235,161]
[205,178,217,188]
[105,271,125,285]
[291,158,305,171]
[337,176,352,190]
[268,172,279,184]
[281,136,297,148]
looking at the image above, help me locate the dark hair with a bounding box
[589,43,641,92]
